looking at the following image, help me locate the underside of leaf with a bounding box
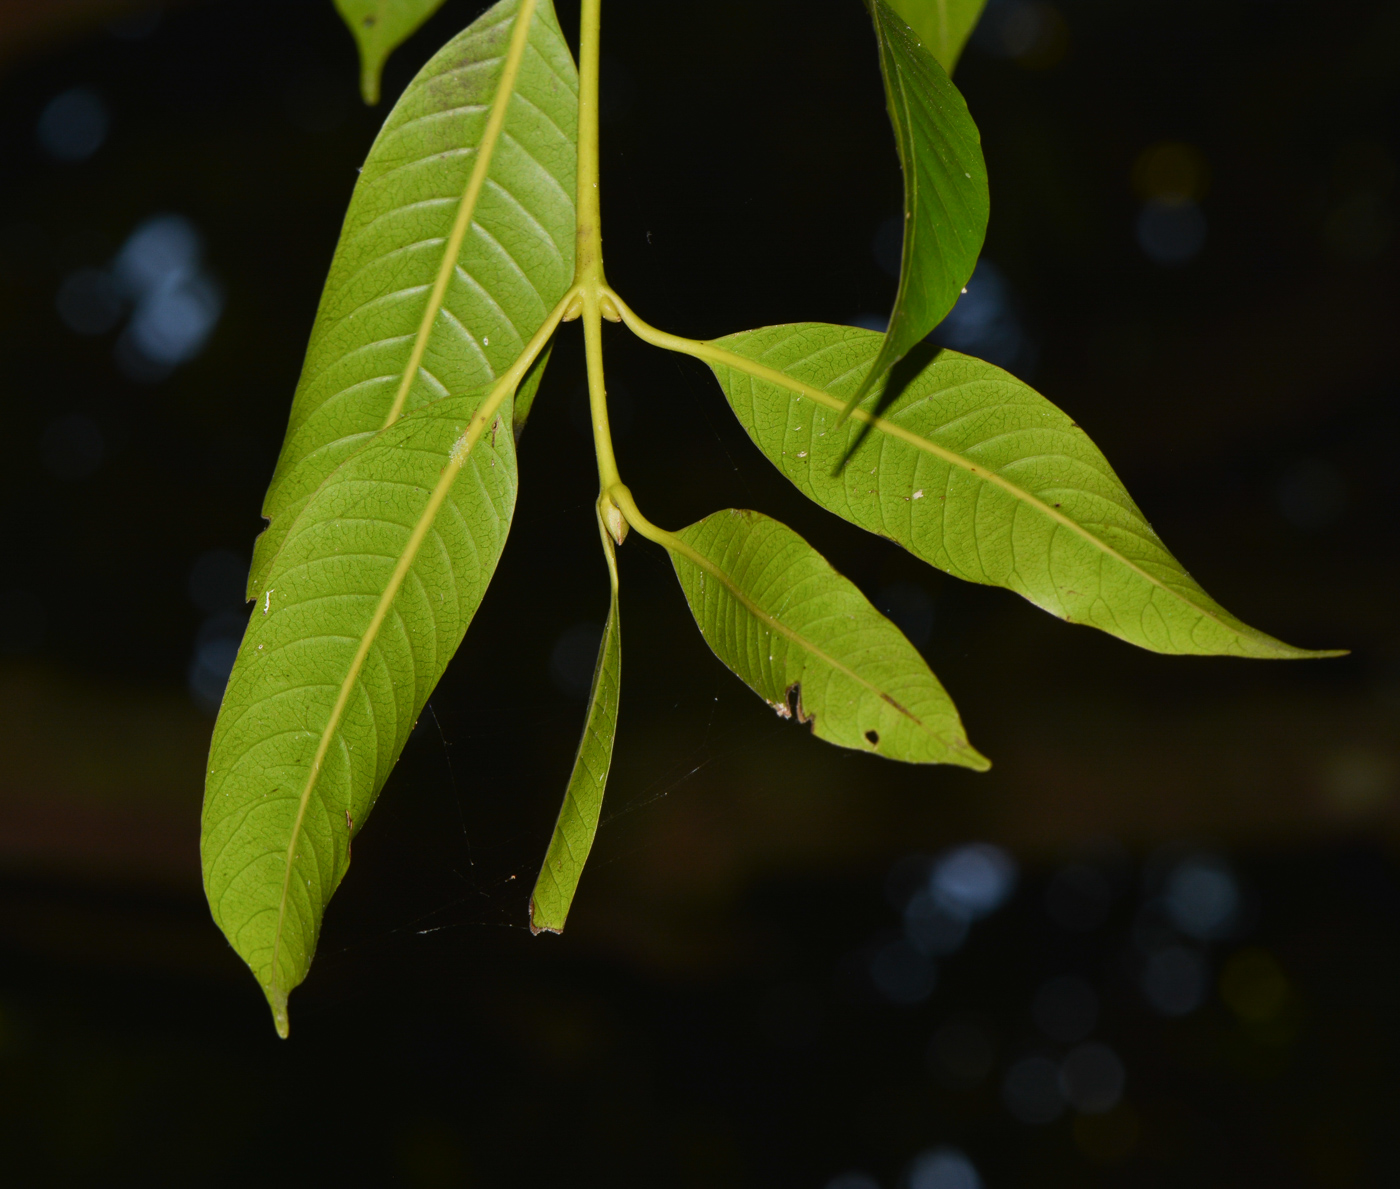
[251,0,576,599]
[667,508,987,769]
[705,324,1341,660]
[203,387,517,1034]
[845,0,988,414]
[887,0,988,75]
[335,0,450,105]
[529,517,621,934]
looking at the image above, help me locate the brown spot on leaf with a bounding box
[787,682,816,731]
[879,691,919,723]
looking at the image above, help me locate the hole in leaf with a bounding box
[865,729,880,746]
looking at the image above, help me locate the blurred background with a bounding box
[0,0,1396,1184]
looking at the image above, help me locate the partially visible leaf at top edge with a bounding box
[844,0,988,416]
[706,323,1344,660]
[887,0,989,75]
[335,0,450,105]
[529,520,621,934]
[203,386,517,1036]
[667,508,988,769]
[251,0,577,598]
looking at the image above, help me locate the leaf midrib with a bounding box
[380,0,539,431]
[668,521,957,742]
[704,338,1307,655]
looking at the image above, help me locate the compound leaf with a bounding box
[666,508,987,769]
[335,0,449,104]
[706,323,1341,659]
[845,0,988,414]
[203,387,517,1036]
[529,520,620,935]
[887,0,989,75]
[251,0,576,597]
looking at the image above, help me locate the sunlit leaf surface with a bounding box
[335,0,449,104]
[251,0,576,597]
[203,389,516,1035]
[667,508,987,768]
[708,324,1340,659]
[887,0,988,75]
[204,0,578,1033]
[846,0,988,412]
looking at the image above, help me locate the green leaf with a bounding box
[251,0,577,599]
[665,508,987,769]
[529,518,620,934]
[844,0,988,416]
[887,0,989,75]
[705,323,1342,659]
[202,386,517,1036]
[335,0,449,105]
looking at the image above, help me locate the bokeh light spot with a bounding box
[904,888,971,956]
[1219,948,1290,1025]
[1003,1055,1066,1124]
[1141,945,1208,1016]
[1072,1103,1140,1164]
[36,88,109,162]
[907,1146,982,1189]
[1136,200,1206,266]
[870,938,936,1005]
[1060,1042,1125,1113]
[1132,142,1210,203]
[1164,855,1239,939]
[931,844,1017,918]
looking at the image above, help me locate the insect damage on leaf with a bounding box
[195,0,1339,1034]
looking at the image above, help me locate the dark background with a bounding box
[0,0,1397,1185]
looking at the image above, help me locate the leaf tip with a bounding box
[266,985,290,1039]
[950,738,992,772]
[528,896,563,937]
[360,62,382,106]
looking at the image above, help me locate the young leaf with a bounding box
[665,508,987,769]
[335,0,449,104]
[887,0,988,75]
[843,0,988,416]
[202,386,517,1036]
[529,517,621,935]
[705,323,1342,660]
[251,0,577,597]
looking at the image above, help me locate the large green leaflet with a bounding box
[887,0,988,74]
[667,509,987,768]
[250,0,577,598]
[845,0,988,415]
[202,388,517,1036]
[529,521,621,934]
[335,0,449,105]
[705,324,1339,659]
[204,0,579,1034]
